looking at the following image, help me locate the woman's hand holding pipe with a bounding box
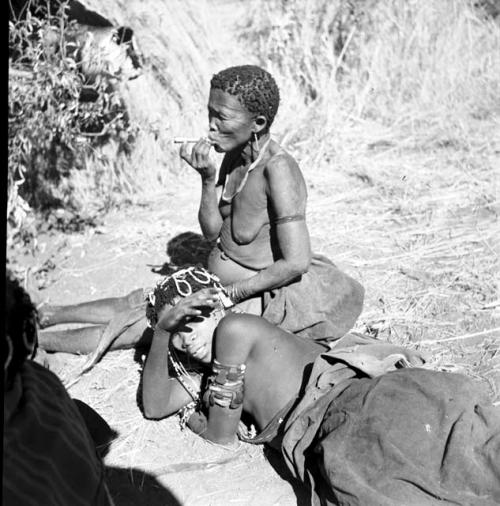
[179,137,217,181]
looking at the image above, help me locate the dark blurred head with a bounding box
[4,270,38,390]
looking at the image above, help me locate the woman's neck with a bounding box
[240,132,270,165]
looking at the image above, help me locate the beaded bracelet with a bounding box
[227,284,241,304]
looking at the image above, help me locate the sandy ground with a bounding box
[16,160,498,505]
[13,128,499,503]
[20,178,311,506]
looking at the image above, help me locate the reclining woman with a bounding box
[36,65,363,357]
[142,266,500,506]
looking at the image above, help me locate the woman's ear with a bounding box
[253,115,268,134]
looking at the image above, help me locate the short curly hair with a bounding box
[210,65,280,130]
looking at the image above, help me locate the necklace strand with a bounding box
[168,348,200,401]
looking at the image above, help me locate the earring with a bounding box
[253,131,260,152]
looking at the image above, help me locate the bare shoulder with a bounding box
[263,144,307,210]
[214,313,279,364]
[264,145,305,184]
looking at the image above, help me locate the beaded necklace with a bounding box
[221,137,272,203]
[167,348,200,401]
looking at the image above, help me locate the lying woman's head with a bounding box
[146,266,232,362]
[210,65,280,134]
[146,266,231,320]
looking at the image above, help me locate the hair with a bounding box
[4,270,38,389]
[145,266,232,328]
[210,65,280,130]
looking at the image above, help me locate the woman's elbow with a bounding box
[143,407,159,420]
[287,255,311,277]
[298,256,312,274]
[203,230,219,242]
[142,395,160,419]
[143,403,174,420]
[199,216,222,241]
[142,391,170,420]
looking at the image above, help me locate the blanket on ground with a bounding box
[281,334,500,505]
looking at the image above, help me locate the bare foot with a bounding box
[24,267,49,308]
[37,303,56,329]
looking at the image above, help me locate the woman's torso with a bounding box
[208,140,307,282]
[239,316,324,431]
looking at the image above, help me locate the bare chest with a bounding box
[220,165,270,240]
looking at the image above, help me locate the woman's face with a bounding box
[170,303,224,364]
[207,89,256,153]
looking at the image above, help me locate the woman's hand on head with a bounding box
[157,288,221,332]
[180,138,217,181]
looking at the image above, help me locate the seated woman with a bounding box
[35,65,364,358]
[142,266,500,506]
[180,64,364,340]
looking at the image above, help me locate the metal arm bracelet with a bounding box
[204,359,246,409]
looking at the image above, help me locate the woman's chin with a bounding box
[198,352,211,364]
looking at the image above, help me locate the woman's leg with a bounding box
[39,326,104,354]
[39,288,144,328]
[38,318,149,354]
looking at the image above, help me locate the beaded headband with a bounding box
[145,266,234,328]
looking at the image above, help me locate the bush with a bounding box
[8,3,133,244]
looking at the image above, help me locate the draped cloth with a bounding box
[3,361,110,506]
[262,254,365,340]
[280,334,500,506]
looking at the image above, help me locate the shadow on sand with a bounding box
[263,446,311,506]
[105,466,182,506]
[151,231,214,275]
[74,399,182,506]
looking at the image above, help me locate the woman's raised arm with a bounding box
[142,288,220,419]
[180,138,223,240]
[141,327,197,419]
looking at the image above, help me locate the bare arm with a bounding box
[180,138,223,241]
[201,314,256,445]
[141,327,197,419]
[142,288,220,419]
[228,155,312,301]
[199,178,223,241]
